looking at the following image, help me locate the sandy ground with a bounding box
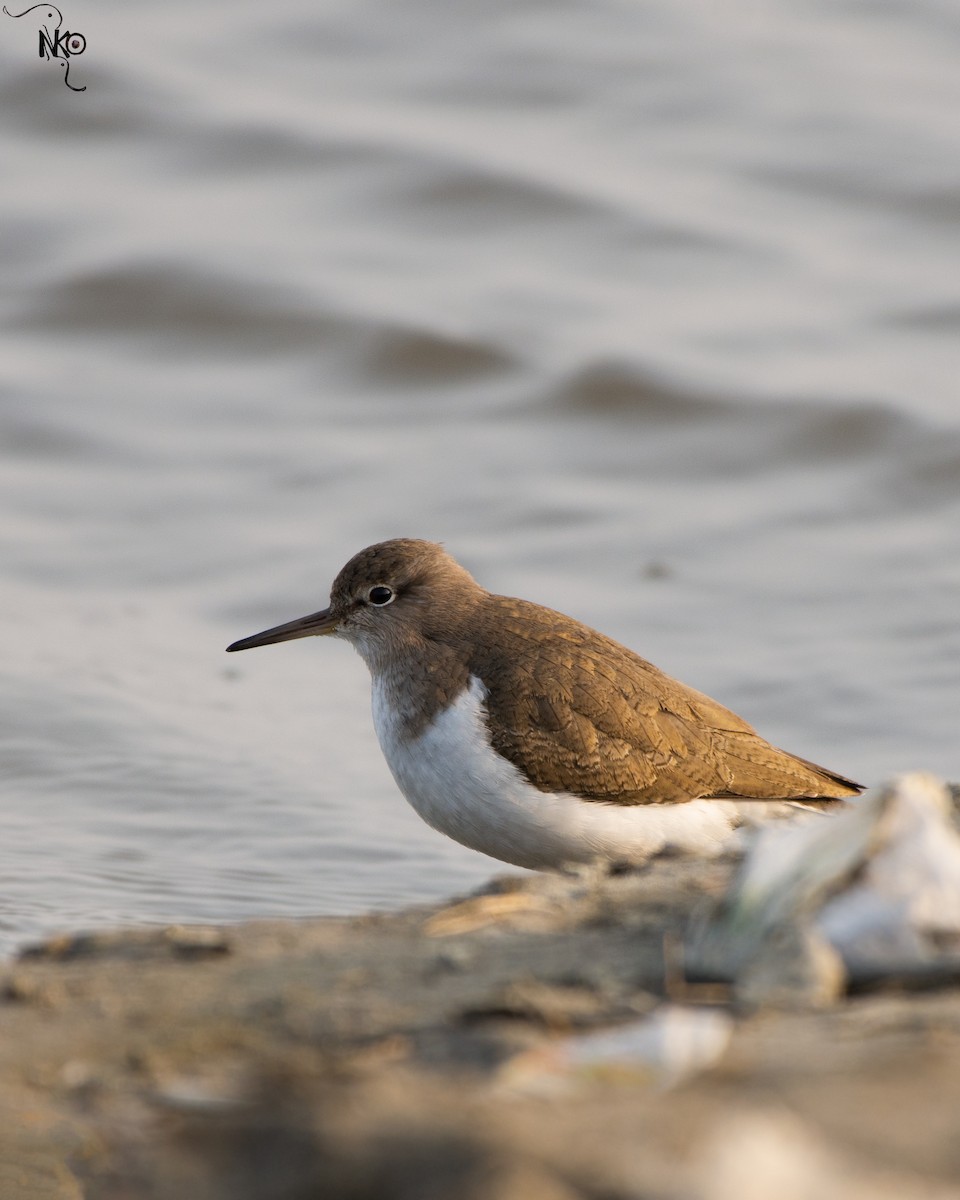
[2,855,960,1199]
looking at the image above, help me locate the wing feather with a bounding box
[469,597,861,805]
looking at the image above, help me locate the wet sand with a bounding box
[3,855,959,1199]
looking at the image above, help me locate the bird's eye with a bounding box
[367,585,395,606]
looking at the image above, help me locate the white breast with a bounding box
[371,674,744,869]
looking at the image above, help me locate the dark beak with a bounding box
[226,607,338,652]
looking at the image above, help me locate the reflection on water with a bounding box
[0,0,958,955]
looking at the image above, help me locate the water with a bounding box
[1,0,958,956]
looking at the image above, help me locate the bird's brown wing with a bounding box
[469,598,861,805]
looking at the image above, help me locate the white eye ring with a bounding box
[367,585,395,606]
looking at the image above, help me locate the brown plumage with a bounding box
[229,538,862,810]
[468,594,860,806]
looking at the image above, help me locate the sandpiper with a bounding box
[227,539,862,868]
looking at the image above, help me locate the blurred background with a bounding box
[1,0,958,954]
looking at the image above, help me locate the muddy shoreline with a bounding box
[2,855,959,1198]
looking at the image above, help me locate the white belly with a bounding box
[371,674,743,869]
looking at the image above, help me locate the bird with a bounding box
[227,539,863,870]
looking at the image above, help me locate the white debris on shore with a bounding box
[498,1005,734,1094]
[692,773,960,1002]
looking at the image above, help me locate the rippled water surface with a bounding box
[1,0,958,954]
